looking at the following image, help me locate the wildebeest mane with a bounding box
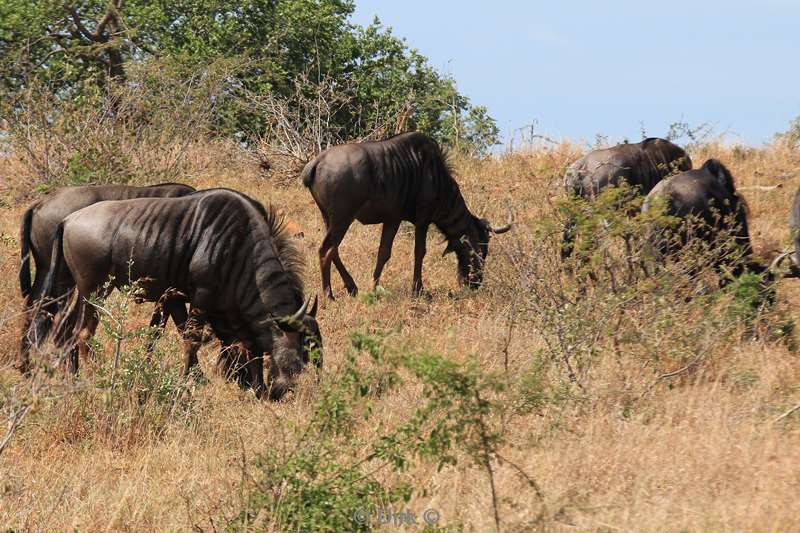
[262,203,305,295]
[397,134,469,235]
[191,187,306,297]
[357,133,468,237]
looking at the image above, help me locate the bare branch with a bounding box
[773,402,800,424]
[0,403,32,458]
[738,184,783,192]
[93,2,120,40]
[64,4,98,42]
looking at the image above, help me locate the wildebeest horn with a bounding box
[488,205,514,234]
[768,247,799,277]
[290,297,312,323]
[275,297,312,332]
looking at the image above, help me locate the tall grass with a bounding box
[1,112,800,529]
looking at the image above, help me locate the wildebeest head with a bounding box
[269,296,322,400]
[444,207,513,289]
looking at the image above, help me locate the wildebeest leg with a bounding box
[18,303,35,376]
[332,250,358,296]
[217,343,250,390]
[412,224,429,296]
[242,346,267,399]
[791,232,800,277]
[181,306,207,377]
[372,220,400,290]
[319,218,354,301]
[75,303,99,372]
[18,269,46,375]
[238,324,276,400]
[58,296,94,375]
[145,298,168,356]
[20,267,70,375]
[145,291,188,358]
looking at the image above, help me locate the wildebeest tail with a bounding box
[29,222,68,348]
[19,204,35,299]
[301,159,318,188]
[40,222,66,305]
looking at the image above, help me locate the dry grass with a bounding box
[1,138,800,531]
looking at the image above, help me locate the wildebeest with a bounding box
[763,187,800,279]
[641,159,761,277]
[301,132,512,300]
[19,183,196,373]
[789,189,800,272]
[562,137,692,259]
[37,188,321,400]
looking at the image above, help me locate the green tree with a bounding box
[0,0,498,154]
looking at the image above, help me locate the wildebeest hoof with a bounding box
[346,285,359,297]
[413,288,432,301]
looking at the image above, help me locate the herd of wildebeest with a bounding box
[14,132,800,400]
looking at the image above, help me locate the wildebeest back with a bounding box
[642,159,754,269]
[21,183,195,298]
[565,138,691,198]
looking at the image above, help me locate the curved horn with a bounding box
[290,297,312,323]
[488,205,514,234]
[768,247,797,276]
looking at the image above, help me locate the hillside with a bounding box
[1,139,800,531]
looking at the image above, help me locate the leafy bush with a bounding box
[230,330,544,531]
[493,184,790,397]
[7,281,197,452]
[2,57,236,190]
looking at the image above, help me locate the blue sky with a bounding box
[351,0,800,146]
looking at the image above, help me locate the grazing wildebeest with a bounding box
[562,138,692,259]
[641,159,762,278]
[762,187,800,279]
[301,132,512,300]
[38,188,321,400]
[19,183,196,373]
[789,189,800,272]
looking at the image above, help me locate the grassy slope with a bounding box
[1,140,799,531]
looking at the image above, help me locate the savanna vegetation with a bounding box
[2,1,800,531]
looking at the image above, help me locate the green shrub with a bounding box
[495,183,792,397]
[230,330,542,531]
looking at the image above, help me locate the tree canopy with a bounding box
[0,0,498,154]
